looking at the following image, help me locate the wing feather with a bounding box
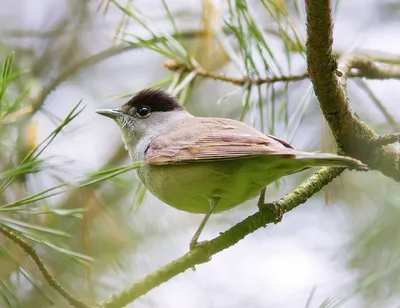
[146,117,295,165]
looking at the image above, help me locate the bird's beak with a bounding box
[96,109,123,119]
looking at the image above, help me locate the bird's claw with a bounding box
[189,240,209,251]
[258,202,283,224]
[189,240,212,269]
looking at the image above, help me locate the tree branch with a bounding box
[375,133,400,146]
[335,49,400,65]
[0,225,90,308]
[305,0,400,182]
[163,60,309,85]
[164,58,400,88]
[100,167,344,308]
[347,55,400,80]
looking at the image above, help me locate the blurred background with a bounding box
[0,0,400,307]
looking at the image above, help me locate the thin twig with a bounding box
[164,57,400,88]
[346,55,400,80]
[164,59,310,85]
[375,133,400,146]
[335,49,400,65]
[101,167,344,308]
[0,225,90,308]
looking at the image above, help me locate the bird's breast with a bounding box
[137,157,286,214]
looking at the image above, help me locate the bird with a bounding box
[96,88,368,249]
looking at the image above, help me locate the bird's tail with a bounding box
[294,151,368,171]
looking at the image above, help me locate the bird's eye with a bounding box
[136,106,151,118]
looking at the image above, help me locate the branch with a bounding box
[0,225,90,308]
[375,133,400,146]
[335,49,400,65]
[343,54,400,80]
[100,167,344,308]
[164,57,400,88]
[163,60,309,85]
[305,0,400,182]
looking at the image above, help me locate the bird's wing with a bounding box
[146,117,296,165]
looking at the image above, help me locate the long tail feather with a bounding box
[294,151,368,171]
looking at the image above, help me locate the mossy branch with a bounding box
[305,0,400,182]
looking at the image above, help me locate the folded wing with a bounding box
[146,117,295,165]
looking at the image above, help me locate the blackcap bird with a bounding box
[96,88,367,249]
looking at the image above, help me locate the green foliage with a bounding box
[0,51,143,305]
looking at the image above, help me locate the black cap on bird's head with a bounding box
[96,88,183,120]
[122,89,183,113]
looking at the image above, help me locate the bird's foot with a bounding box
[189,240,212,271]
[189,239,209,251]
[258,201,283,224]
